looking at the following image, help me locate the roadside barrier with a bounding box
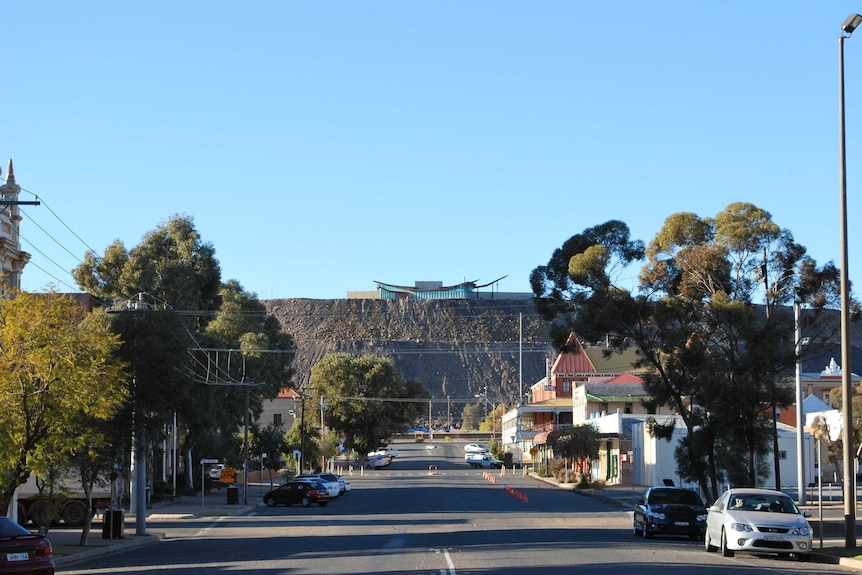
[482,472,497,483]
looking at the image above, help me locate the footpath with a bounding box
[46,475,862,570]
[48,488,264,568]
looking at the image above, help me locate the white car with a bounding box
[705,488,812,561]
[295,474,341,498]
[366,455,392,469]
[464,443,489,454]
[368,447,399,458]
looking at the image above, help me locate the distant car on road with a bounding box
[704,487,812,561]
[368,447,399,458]
[366,454,392,469]
[0,516,54,574]
[466,454,503,469]
[263,481,330,507]
[632,487,707,540]
[464,443,489,454]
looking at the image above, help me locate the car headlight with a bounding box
[653,512,666,520]
[696,514,707,522]
[731,522,754,532]
[790,527,811,536]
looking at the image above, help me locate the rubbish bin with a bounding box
[102,508,124,540]
[226,485,239,505]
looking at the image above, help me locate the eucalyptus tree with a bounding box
[310,354,430,460]
[72,215,294,493]
[534,203,845,501]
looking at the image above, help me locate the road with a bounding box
[58,439,859,574]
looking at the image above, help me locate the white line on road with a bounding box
[434,548,456,575]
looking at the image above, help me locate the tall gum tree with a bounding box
[535,203,849,501]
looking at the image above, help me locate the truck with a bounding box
[13,473,115,527]
[466,454,503,469]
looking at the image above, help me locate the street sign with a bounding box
[200,458,219,464]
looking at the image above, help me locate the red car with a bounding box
[263,481,331,507]
[0,516,54,574]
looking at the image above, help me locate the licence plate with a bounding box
[764,535,783,541]
[6,552,29,562]
[674,521,689,526]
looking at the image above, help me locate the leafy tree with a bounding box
[310,354,430,459]
[461,403,483,430]
[530,220,645,348]
[546,424,600,476]
[536,204,846,501]
[73,216,294,494]
[0,292,128,521]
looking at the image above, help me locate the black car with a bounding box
[633,487,707,540]
[263,481,331,507]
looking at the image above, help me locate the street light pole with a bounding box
[838,12,862,549]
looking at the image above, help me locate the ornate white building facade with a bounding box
[0,160,31,290]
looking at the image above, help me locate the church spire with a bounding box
[5,159,14,186]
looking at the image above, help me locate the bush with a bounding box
[152,480,174,499]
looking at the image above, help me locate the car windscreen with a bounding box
[648,490,703,506]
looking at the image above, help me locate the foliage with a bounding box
[72,215,295,491]
[461,403,484,430]
[546,425,600,468]
[310,354,430,457]
[534,204,849,502]
[0,292,128,521]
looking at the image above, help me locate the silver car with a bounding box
[705,488,812,561]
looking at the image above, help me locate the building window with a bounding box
[563,380,571,393]
[273,413,282,427]
[779,450,787,460]
[624,403,633,414]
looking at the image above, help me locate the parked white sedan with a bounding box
[705,488,812,561]
[464,443,489,454]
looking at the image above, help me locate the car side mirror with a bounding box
[636,499,644,505]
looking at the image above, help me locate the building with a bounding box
[0,160,31,290]
[347,279,532,300]
[257,387,302,430]
[501,334,651,467]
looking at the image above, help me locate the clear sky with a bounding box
[6,2,862,301]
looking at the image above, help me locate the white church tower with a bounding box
[0,160,31,290]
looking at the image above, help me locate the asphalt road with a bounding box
[57,439,859,574]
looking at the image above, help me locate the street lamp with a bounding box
[838,12,860,549]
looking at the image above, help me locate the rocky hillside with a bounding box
[263,298,552,413]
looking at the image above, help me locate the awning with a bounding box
[533,431,549,445]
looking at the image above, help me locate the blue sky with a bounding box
[5,2,862,301]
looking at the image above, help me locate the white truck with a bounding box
[466,453,503,469]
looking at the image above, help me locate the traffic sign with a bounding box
[200,458,219,464]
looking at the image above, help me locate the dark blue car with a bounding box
[633,487,707,540]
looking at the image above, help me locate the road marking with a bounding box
[433,548,456,574]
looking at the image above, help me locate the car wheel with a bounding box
[705,530,717,552]
[633,518,642,537]
[265,497,276,507]
[720,529,734,557]
[318,501,328,507]
[642,521,653,539]
[301,497,310,507]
